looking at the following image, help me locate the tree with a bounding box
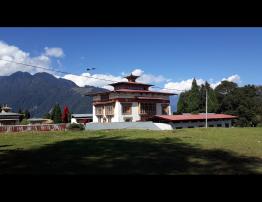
[177,92,187,114]
[20,119,29,125]
[18,108,24,122]
[24,109,31,119]
[187,78,201,113]
[43,113,51,119]
[199,84,207,113]
[215,81,238,97]
[205,82,219,113]
[62,106,70,123]
[51,104,62,123]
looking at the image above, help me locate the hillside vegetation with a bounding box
[177,79,262,127]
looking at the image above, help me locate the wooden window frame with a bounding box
[122,103,132,115]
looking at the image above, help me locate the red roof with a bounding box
[109,82,153,86]
[137,97,169,101]
[86,89,176,96]
[153,114,237,121]
[115,89,176,95]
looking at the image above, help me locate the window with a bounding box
[140,103,156,115]
[188,126,194,128]
[122,103,132,115]
[105,104,114,115]
[176,127,183,129]
[95,106,104,115]
[209,125,214,127]
[217,124,222,127]
[162,104,169,115]
[225,123,229,128]
[101,94,109,101]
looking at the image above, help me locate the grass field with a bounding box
[0,128,262,175]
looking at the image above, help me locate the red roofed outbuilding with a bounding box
[150,114,237,128]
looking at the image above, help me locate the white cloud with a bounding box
[138,74,168,84]
[0,41,64,76]
[44,47,64,58]
[63,68,169,90]
[163,78,205,94]
[164,75,241,94]
[131,68,169,84]
[132,69,144,76]
[63,72,125,88]
[223,74,240,83]
[210,74,241,89]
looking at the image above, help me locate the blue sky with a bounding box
[0,28,261,92]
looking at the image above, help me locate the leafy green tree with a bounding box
[24,110,31,119]
[18,109,24,122]
[177,92,187,114]
[43,113,51,119]
[186,79,200,113]
[51,104,62,123]
[205,82,219,113]
[20,119,29,125]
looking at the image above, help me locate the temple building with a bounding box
[88,74,176,123]
[0,104,21,126]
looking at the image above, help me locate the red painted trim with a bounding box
[94,98,170,104]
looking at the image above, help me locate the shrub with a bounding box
[67,123,85,131]
[20,119,29,125]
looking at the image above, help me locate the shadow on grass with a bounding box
[0,135,261,175]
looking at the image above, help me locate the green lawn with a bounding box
[0,128,262,174]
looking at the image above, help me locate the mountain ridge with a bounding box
[0,71,108,117]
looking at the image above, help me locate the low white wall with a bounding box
[154,123,173,130]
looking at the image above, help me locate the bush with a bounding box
[67,123,85,131]
[20,119,29,125]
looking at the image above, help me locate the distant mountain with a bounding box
[0,72,108,117]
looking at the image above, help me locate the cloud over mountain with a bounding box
[0,41,64,76]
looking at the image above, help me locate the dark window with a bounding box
[122,103,132,115]
[225,123,229,128]
[209,125,214,127]
[188,126,194,128]
[217,124,222,127]
[176,127,183,129]
[140,103,156,115]
[101,94,109,101]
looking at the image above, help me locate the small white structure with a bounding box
[87,74,176,123]
[27,118,53,125]
[71,114,93,124]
